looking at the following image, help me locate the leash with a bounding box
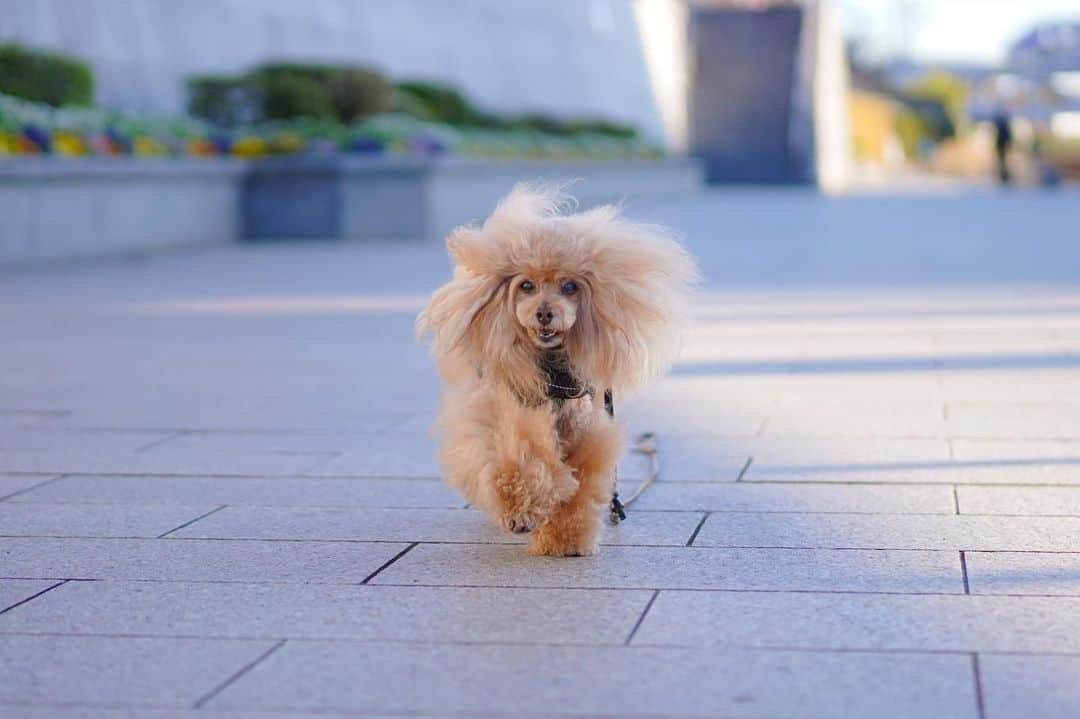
[604,389,659,525]
[536,356,659,523]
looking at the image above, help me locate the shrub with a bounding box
[0,44,92,107]
[251,62,339,87]
[395,81,480,125]
[259,73,334,121]
[187,75,261,126]
[328,68,390,123]
[906,71,968,137]
[249,62,389,123]
[565,118,637,139]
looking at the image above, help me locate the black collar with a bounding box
[539,350,591,401]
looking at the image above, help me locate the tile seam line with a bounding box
[7,631,1080,658]
[0,579,67,615]
[191,638,287,709]
[0,474,67,502]
[735,456,753,481]
[971,652,987,719]
[361,542,419,584]
[133,429,190,454]
[624,589,661,645]
[156,504,229,538]
[685,512,710,546]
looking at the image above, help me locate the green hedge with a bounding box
[189,62,390,125]
[394,79,637,139]
[0,44,93,107]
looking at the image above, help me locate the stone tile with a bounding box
[0,429,172,452]
[761,411,949,438]
[940,372,1080,402]
[749,437,952,464]
[0,579,59,612]
[741,460,1080,485]
[980,655,1080,719]
[307,434,440,477]
[2,710,373,719]
[946,402,1080,440]
[618,405,765,437]
[11,475,464,508]
[209,641,978,718]
[957,486,1080,516]
[0,450,332,476]
[630,482,954,513]
[693,513,1080,551]
[0,537,410,583]
[1,581,652,645]
[0,410,69,429]
[633,591,1080,652]
[618,440,747,482]
[373,543,964,593]
[0,634,276,707]
[0,474,57,500]
[965,551,1080,596]
[0,503,219,538]
[139,430,406,454]
[173,506,701,546]
[951,439,1080,461]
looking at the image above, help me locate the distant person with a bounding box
[993,112,1013,185]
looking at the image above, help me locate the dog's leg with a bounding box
[528,413,624,557]
[491,407,577,535]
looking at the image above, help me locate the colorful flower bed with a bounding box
[0,93,661,161]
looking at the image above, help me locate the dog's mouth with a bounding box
[535,328,563,345]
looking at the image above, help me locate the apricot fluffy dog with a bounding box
[417,185,697,556]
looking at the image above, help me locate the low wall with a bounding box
[0,159,244,266]
[0,155,703,265]
[245,155,704,242]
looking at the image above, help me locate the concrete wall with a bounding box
[0,160,243,266]
[0,0,665,142]
[677,0,852,187]
[244,156,705,242]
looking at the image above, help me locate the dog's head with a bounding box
[417,185,699,396]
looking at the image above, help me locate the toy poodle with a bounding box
[417,185,697,556]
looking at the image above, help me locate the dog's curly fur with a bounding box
[417,185,698,556]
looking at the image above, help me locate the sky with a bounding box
[836,0,1080,65]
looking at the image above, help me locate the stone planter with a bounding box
[243,155,704,242]
[0,158,244,266]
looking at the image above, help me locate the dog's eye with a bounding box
[560,280,578,295]
[519,280,535,293]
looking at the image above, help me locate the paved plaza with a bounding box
[1,187,1080,718]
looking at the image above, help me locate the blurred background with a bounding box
[2,4,1080,716]
[2,0,1077,202]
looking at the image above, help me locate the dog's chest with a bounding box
[553,397,592,448]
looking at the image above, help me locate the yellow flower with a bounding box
[134,136,168,156]
[53,131,88,156]
[232,136,267,158]
[269,132,304,155]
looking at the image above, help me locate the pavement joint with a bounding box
[360,542,419,584]
[191,638,287,709]
[0,580,67,615]
[156,505,229,538]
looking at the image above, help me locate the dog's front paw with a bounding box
[499,510,546,535]
[493,467,549,535]
[528,527,599,557]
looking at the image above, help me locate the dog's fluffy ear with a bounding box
[417,241,541,394]
[565,210,700,393]
[445,226,492,275]
[417,269,505,372]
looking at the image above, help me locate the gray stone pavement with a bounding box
[2,187,1080,718]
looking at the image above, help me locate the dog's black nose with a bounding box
[536,307,554,326]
